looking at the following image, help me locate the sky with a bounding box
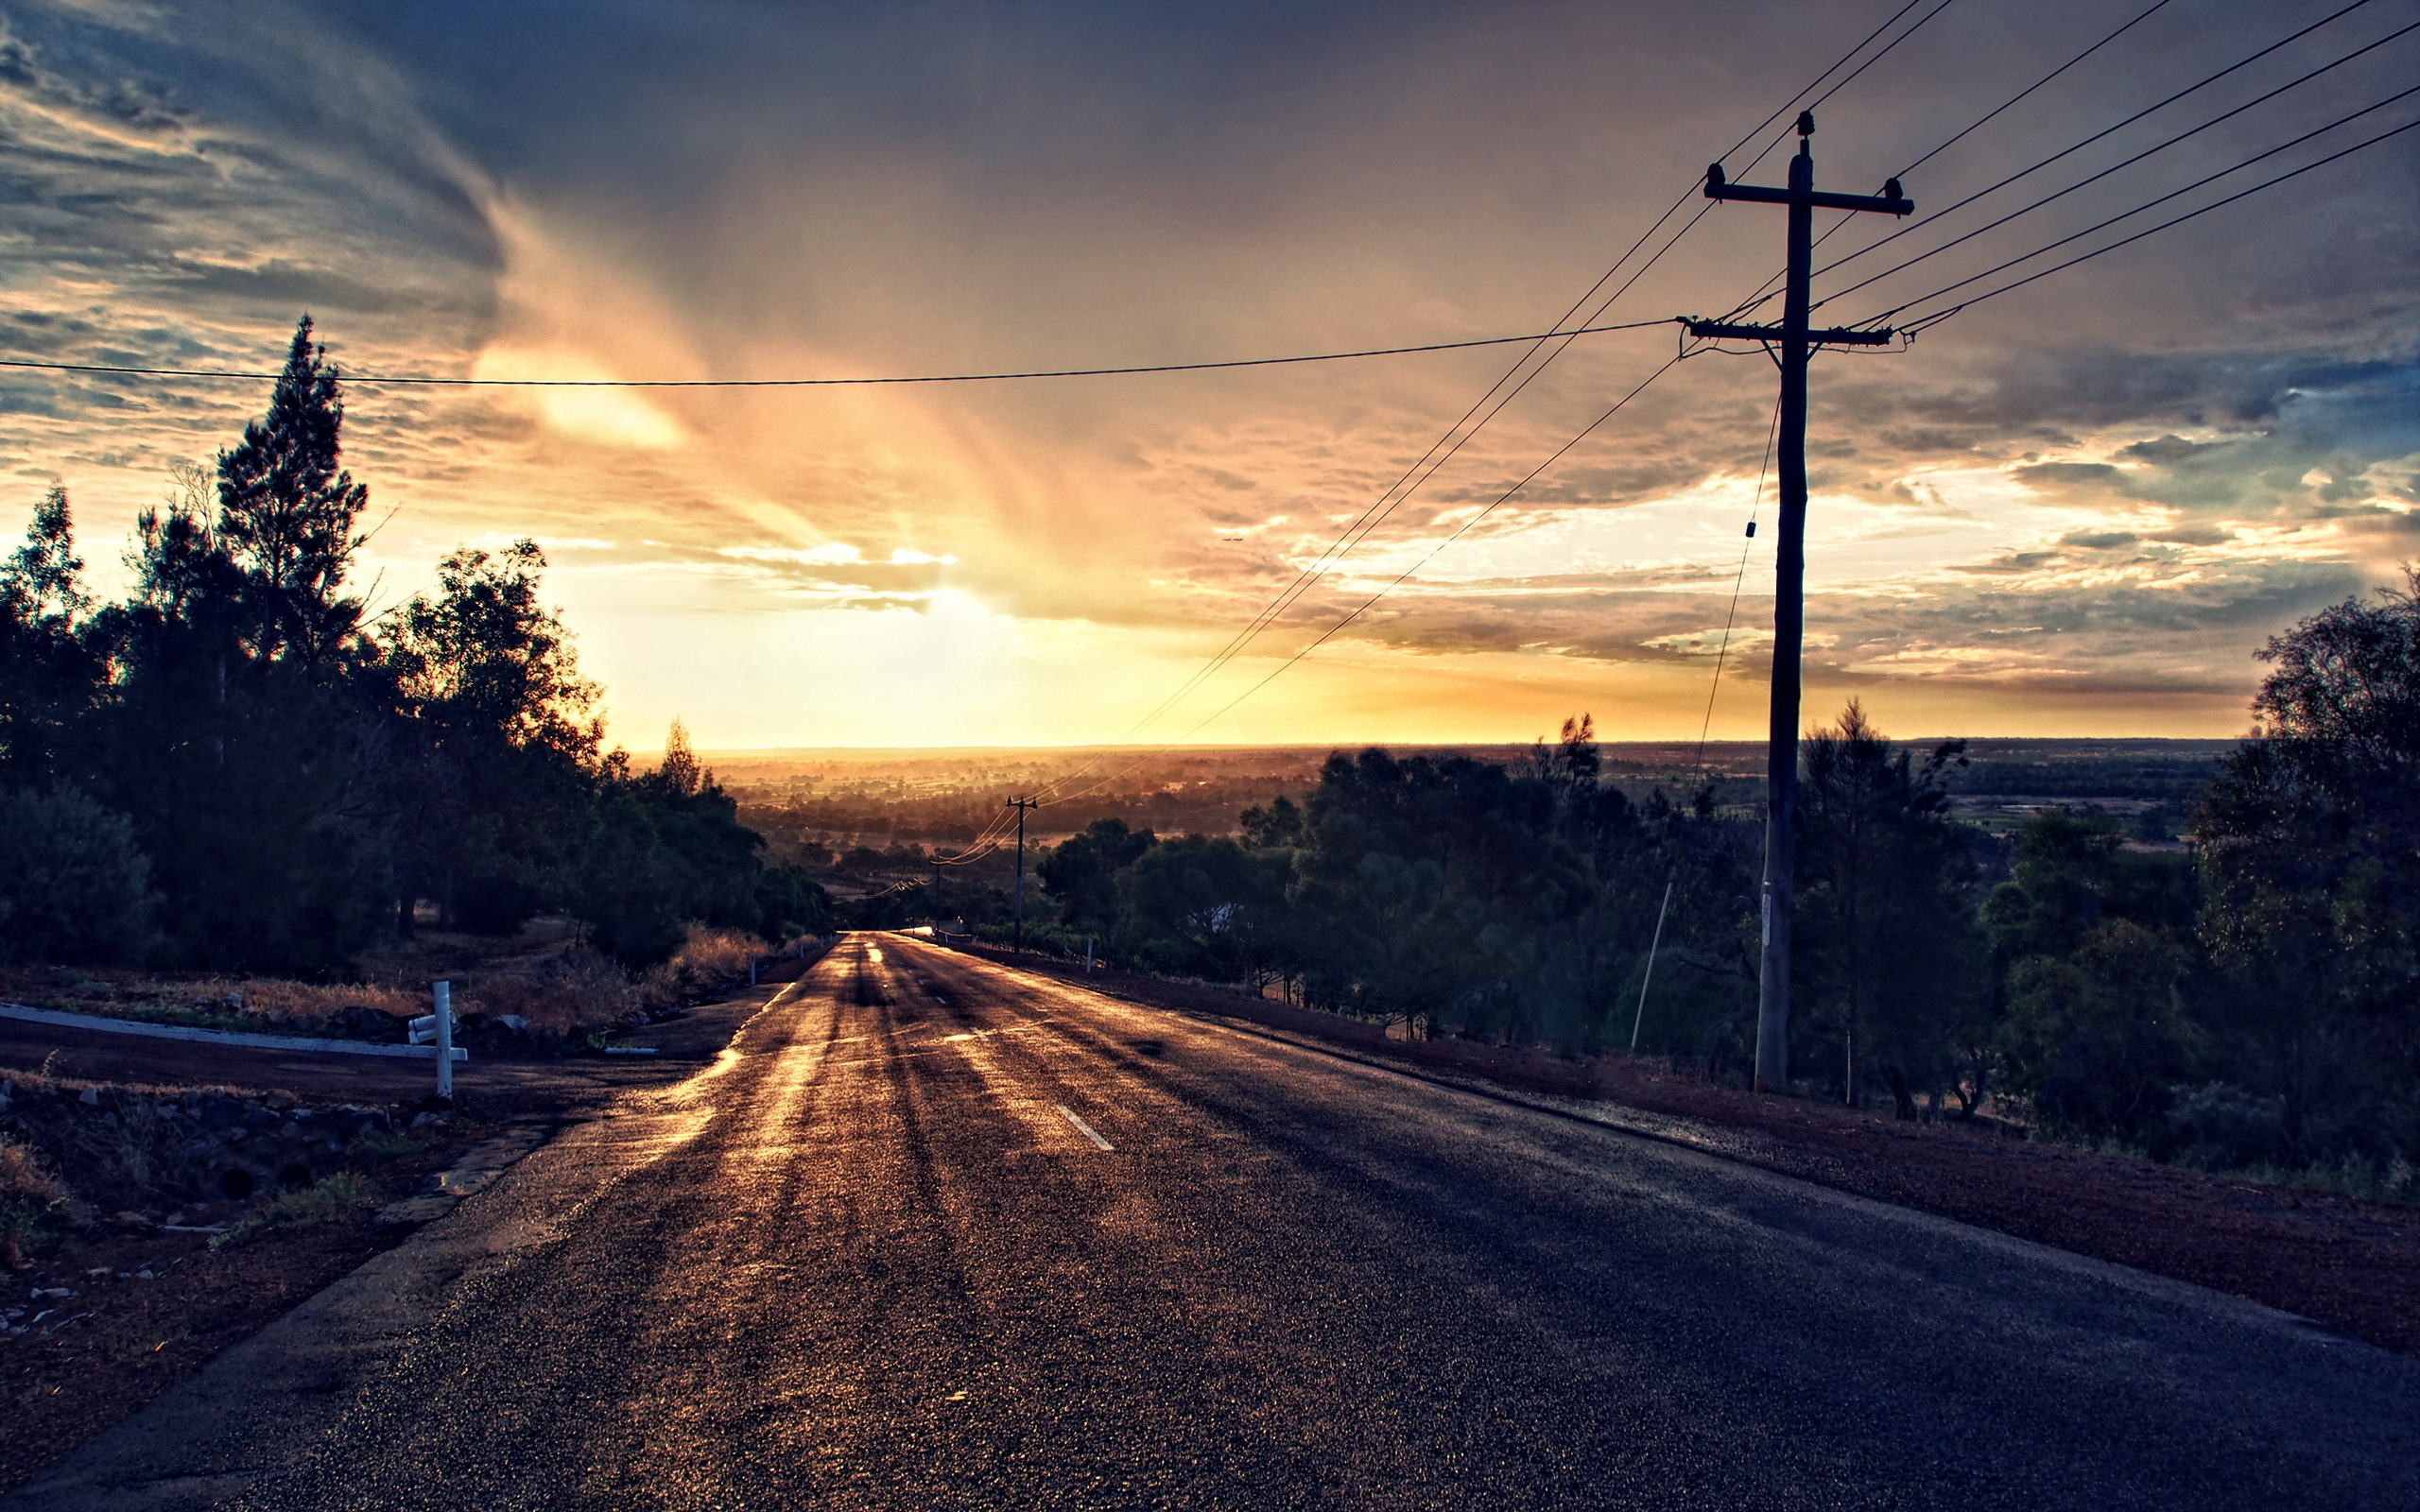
[0,0,2413,750]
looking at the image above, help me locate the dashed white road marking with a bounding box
[1055,1103,1115,1151]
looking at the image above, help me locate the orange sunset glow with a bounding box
[0,2,2411,750]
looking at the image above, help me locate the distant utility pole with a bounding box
[930,857,942,925]
[1005,796,1039,954]
[1685,112,1910,1095]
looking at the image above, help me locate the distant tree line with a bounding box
[1011,626,2420,1180]
[0,318,825,976]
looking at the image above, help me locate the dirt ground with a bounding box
[0,958,819,1496]
[2,1144,465,1494]
[959,943,2420,1359]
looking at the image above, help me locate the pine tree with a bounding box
[216,317,370,666]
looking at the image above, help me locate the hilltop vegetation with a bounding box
[0,318,826,981]
[792,688,2415,1187]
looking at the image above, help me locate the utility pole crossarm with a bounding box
[1704,180,1913,216]
[1685,319,1893,347]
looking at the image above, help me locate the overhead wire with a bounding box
[982,0,1974,821]
[1804,0,2387,286]
[1717,0,2369,326]
[1158,0,2412,796]
[1031,352,1694,812]
[1693,397,1781,780]
[944,188,1739,836]
[0,322,1677,389]
[1867,97,2420,332]
[1722,0,2180,320]
[1809,16,2420,313]
[1891,0,2176,181]
[1131,351,1699,762]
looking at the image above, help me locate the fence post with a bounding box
[433,980,455,1101]
[1085,937,1095,973]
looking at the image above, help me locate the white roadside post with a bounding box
[1085,937,1096,974]
[433,980,455,1101]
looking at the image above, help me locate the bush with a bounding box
[636,926,763,1013]
[212,1169,378,1248]
[0,1132,74,1267]
[0,786,153,965]
[454,873,545,936]
[466,947,636,1035]
[2155,1081,2290,1169]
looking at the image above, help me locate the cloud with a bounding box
[1,0,2416,743]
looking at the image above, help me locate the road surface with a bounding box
[14,933,2417,1509]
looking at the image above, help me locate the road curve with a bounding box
[16,933,2417,1510]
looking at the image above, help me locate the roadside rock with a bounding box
[1,1081,405,1214]
[330,1005,407,1043]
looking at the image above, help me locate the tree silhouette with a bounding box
[216,318,370,665]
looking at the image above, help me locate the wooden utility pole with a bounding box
[1006,797,1038,954]
[930,857,942,928]
[1685,112,1910,1095]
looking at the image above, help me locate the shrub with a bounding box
[2156,1081,2289,1169]
[454,873,545,936]
[211,1169,377,1248]
[466,947,636,1035]
[635,925,763,1013]
[0,786,153,965]
[0,1133,73,1267]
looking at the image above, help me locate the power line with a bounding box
[1893,0,2177,180]
[1693,397,1781,779]
[0,321,1677,389]
[947,2,2405,865]
[1155,352,1696,754]
[1811,17,2420,312]
[1012,0,1969,807]
[970,182,1736,827]
[1876,103,2420,332]
[1013,0,1971,808]
[1716,0,2178,323]
[943,0,1969,829]
[1806,0,2387,286]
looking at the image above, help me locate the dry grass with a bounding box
[209,1171,379,1248]
[463,948,636,1035]
[0,913,768,1052]
[1,1133,74,1268]
[0,1134,69,1206]
[0,967,422,1033]
[637,927,765,1014]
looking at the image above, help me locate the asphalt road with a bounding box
[16,934,2417,1510]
